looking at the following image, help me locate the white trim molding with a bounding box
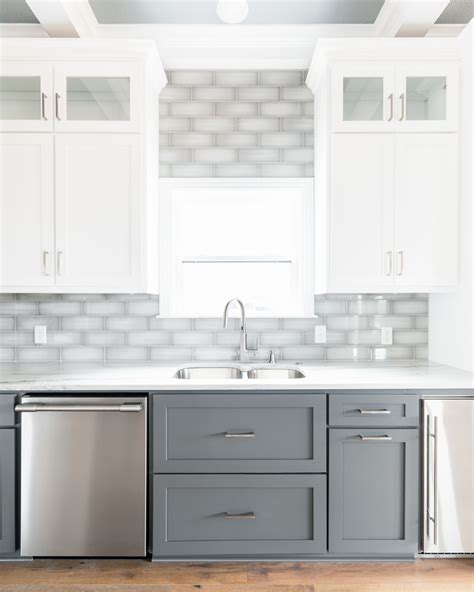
[25,0,99,38]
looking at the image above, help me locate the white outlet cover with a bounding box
[380,327,393,345]
[314,325,327,344]
[34,325,47,345]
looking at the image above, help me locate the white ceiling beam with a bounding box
[25,0,99,38]
[0,23,49,38]
[373,0,451,37]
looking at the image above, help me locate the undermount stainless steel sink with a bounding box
[247,367,305,379]
[175,367,244,379]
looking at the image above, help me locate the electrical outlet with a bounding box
[314,325,327,344]
[34,325,47,345]
[380,327,393,345]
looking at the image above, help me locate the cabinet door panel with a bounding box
[0,429,15,555]
[329,428,419,555]
[329,134,394,291]
[54,134,143,291]
[0,134,55,289]
[394,134,458,289]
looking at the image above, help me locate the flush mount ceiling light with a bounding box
[217,0,249,24]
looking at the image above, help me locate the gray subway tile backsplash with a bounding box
[0,294,428,363]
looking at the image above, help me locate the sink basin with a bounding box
[247,367,305,379]
[175,366,244,379]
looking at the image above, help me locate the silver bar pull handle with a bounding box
[15,403,143,413]
[397,250,404,276]
[55,93,61,120]
[358,409,391,415]
[432,416,438,545]
[388,93,394,121]
[41,92,47,120]
[385,251,392,276]
[224,512,255,520]
[358,434,392,441]
[57,250,64,275]
[42,250,50,276]
[224,432,255,438]
[399,92,405,121]
[426,413,431,538]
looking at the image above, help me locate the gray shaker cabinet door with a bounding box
[0,429,15,555]
[329,428,419,555]
[153,474,327,558]
[153,393,326,473]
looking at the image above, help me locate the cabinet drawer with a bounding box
[329,394,419,427]
[153,474,327,558]
[153,393,326,473]
[0,395,16,427]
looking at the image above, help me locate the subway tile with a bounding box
[46,331,82,346]
[150,347,193,361]
[128,331,169,346]
[238,118,280,132]
[193,148,236,163]
[260,102,302,117]
[84,301,126,316]
[303,102,314,117]
[193,346,237,361]
[392,300,429,315]
[160,163,172,177]
[260,133,303,148]
[160,117,191,132]
[0,347,15,361]
[215,133,258,147]
[260,331,303,346]
[171,164,215,177]
[106,294,152,301]
[83,332,126,346]
[17,293,60,301]
[215,71,258,86]
[281,86,314,101]
[282,318,318,330]
[160,148,193,163]
[170,133,214,147]
[304,132,314,147]
[193,117,235,132]
[370,315,413,330]
[170,71,213,86]
[215,102,258,117]
[159,102,169,117]
[193,318,238,330]
[170,102,214,117]
[127,301,160,316]
[17,347,60,363]
[282,118,314,132]
[415,315,429,330]
[0,317,14,330]
[304,164,314,177]
[282,148,314,163]
[106,316,148,331]
[62,347,104,362]
[326,346,370,361]
[260,163,304,177]
[0,332,33,345]
[371,346,414,361]
[281,346,325,361]
[259,71,302,86]
[149,318,193,331]
[415,345,428,359]
[39,301,82,316]
[193,86,235,101]
[159,133,169,147]
[393,330,428,345]
[62,293,106,300]
[326,316,369,330]
[61,316,104,331]
[304,330,346,345]
[246,318,280,331]
[172,332,214,346]
[347,330,383,346]
[237,86,279,101]
[0,301,37,315]
[160,85,192,101]
[239,148,280,162]
[105,347,148,362]
[215,331,241,346]
[215,164,259,177]
[347,299,391,315]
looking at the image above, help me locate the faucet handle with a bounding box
[269,350,278,364]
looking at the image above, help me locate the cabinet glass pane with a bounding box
[343,77,383,121]
[0,76,41,120]
[66,77,130,121]
[406,77,446,121]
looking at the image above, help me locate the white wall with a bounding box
[429,21,474,371]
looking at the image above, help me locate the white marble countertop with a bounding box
[0,361,473,393]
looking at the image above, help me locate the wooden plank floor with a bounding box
[0,559,472,592]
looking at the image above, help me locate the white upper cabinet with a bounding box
[0,64,53,132]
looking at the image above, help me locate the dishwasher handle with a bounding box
[15,403,143,413]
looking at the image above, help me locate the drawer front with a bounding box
[153,474,327,557]
[329,394,419,427]
[0,395,16,427]
[153,393,326,473]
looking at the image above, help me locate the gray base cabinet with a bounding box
[0,429,15,555]
[329,428,419,554]
[153,474,327,558]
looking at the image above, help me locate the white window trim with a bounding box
[158,178,315,318]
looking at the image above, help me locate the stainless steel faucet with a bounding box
[223,299,251,361]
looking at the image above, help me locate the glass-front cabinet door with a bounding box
[0,64,53,131]
[395,63,458,132]
[53,63,140,132]
[331,64,395,132]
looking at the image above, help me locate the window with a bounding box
[159,179,314,317]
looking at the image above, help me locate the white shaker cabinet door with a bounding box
[0,134,55,289]
[54,134,144,292]
[329,133,395,291]
[394,133,458,290]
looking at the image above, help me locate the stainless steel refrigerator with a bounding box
[423,398,474,554]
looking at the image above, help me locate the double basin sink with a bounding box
[175,365,305,380]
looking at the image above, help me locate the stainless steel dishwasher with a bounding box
[16,395,147,557]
